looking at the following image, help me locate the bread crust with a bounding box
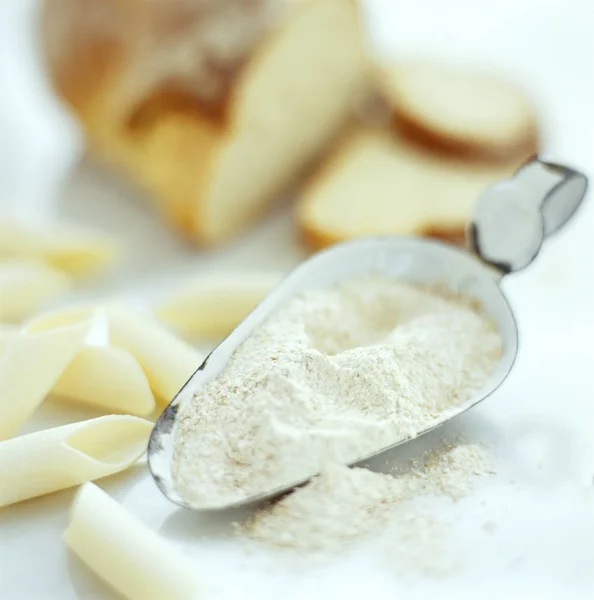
[392,108,539,164]
[300,214,468,250]
[374,63,539,162]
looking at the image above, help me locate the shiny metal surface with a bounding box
[148,158,588,511]
[469,158,587,274]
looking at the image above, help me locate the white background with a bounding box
[1,0,594,598]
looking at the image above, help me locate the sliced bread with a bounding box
[297,128,525,248]
[376,62,539,161]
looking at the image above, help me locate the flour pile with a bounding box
[173,275,501,507]
[239,442,492,554]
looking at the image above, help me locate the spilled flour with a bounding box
[173,275,501,507]
[239,442,492,555]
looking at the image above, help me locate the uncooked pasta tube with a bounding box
[0,416,152,507]
[27,306,155,414]
[29,304,201,405]
[64,483,201,600]
[54,346,156,416]
[0,321,90,439]
[0,324,18,353]
[0,260,71,322]
[0,218,120,276]
[26,304,97,332]
[107,305,203,402]
[154,271,282,339]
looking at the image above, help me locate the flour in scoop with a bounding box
[173,275,501,507]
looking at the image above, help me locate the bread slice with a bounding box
[376,62,539,161]
[44,0,367,244]
[297,128,525,248]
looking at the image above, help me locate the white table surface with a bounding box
[1,0,594,598]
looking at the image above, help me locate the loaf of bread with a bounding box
[297,127,527,247]
[43,0,367,244]
[376,61,539,161]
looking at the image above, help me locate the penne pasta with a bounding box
[0,324,18,354]
[53,345,156,416]
[0,416,152,507]
[28,307,155,415]
[0,259,71,322]
[26,305,97,332]
[0,217,121,277]
[25,303,202,406]
[64,483,201,600]
[107,305,203,403]
[0,321,91,439]
[154,271,282,339]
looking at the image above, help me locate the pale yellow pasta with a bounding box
[154,271,282,339]
[0,324,18,353]
[64,483,201,600]
[0,416,152,507]
[0,321,91,439]
[26,304,99,333]
[107,305,203,403]
[0,259,71,322]
[28,307,155,415]
[25,303,202,404]
[0,218,121,276]
[54,346,156,416]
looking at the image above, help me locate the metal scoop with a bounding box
[148,158,588,510]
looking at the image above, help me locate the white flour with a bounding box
[173,275,501,507]
[239,442,492,555]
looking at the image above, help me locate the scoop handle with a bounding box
[468,157,588,275]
